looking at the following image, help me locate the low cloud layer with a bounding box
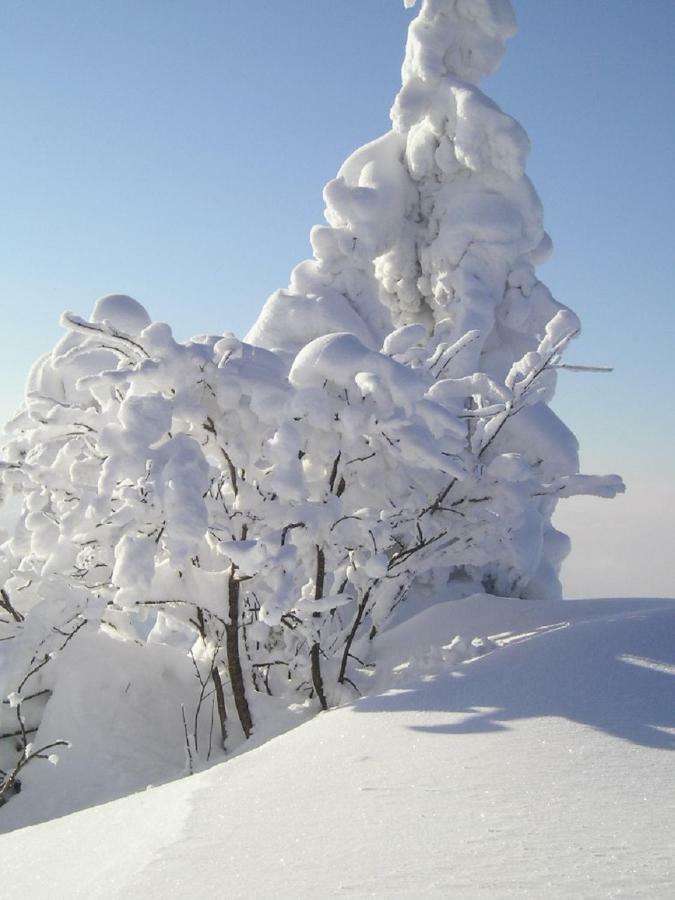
[555,480,674,599]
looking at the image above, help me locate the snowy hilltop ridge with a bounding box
[0,0,623,829]
[2,594,674,897]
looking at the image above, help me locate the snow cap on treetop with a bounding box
[397,0,516,97]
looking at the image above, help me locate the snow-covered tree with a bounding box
[0,0,624,814]
[247,0,597,600]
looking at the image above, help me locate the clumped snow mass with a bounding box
[0,0,627,853]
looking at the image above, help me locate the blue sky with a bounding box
[1,1,673,594]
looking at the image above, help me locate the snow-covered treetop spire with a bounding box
[248,0,544,368]
[397,0,515,95]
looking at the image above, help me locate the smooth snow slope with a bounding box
[1,597,674,899]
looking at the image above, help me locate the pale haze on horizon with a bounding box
[1,0,672,599]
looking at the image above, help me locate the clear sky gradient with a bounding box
[1,1,673,597]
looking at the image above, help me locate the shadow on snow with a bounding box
[355,602,675,751]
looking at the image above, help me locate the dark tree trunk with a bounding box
[338,585,374,685]
[310,642,328,711]
[310,546,328,709]
[211,666,228,749]
[226,565,253,739]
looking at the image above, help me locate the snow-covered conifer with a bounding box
[247,0,609,599]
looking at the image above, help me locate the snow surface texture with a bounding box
[1,596,673,898]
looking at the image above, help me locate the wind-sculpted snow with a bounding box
[0,0,624,824]
[400,0,516,87]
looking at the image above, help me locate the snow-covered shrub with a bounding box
[0,0,624,813]
[0,296,294,767]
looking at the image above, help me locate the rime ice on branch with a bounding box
[247,0,594,597]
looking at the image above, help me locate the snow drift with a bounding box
[1,596,673,897]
